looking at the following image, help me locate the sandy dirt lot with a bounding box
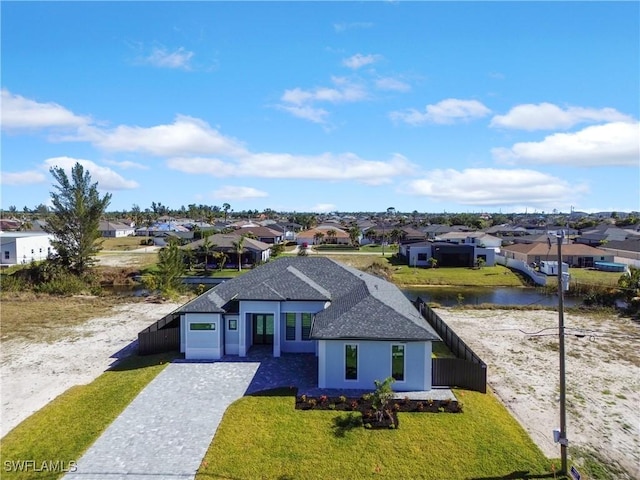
[0,301,180,438]
[436,307,640,479]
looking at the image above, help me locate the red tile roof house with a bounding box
[146,256,441,391]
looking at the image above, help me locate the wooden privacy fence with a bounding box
[138,312,180,355]
[414,297,487,393]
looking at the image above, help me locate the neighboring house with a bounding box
[434,232,502,249]
[98,221,135,238]
[575,225,632,246]
[485,225,530,238]
[399,241,496,267]
[144,257,441,391]
[500,242,614,267]
[0,232,55,266]
[297,227,350,245]
[182,234,271,267]
[421,224,473,239]
[598,237,640,265]
[237,226,283,244]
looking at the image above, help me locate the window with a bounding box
[391,345,405,382]
[190,323,215,331]
[301,313,312,340]
[417,253,428,261]
[285,313,296,341]
[228,319,237,330]
[345,344,358,380]
[4,251,9,260]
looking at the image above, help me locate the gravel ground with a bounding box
[436,307,640,479]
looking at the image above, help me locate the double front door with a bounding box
[252,314,274,345]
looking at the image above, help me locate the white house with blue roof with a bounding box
[174,256,441,391]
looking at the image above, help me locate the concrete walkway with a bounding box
[64,362,259,480]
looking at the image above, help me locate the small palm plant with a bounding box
[371,377,396,425]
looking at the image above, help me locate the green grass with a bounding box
[0,352,176,480]
[196,387,563,480]
[392,264,525,287]
[567,268,622,287]
[98,236,146,251]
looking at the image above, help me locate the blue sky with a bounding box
[1,1,638,215]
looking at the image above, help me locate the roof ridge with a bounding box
[286,265,332,298]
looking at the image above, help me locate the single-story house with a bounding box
[399,241,496,267]
[500,242,614,267]
[98,221,136,238]
[296,227,350,245]
[435,232,502,249]
[182,234,271,267]
[151,256,441,391]
[0,231,55,266]
[237,226,283,244]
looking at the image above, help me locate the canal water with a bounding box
[401,286,581,308]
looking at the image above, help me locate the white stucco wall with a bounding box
[0,233,55,265]
[318,340,431,391]
[184,313,221,360]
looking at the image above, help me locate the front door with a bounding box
[252,314,274,345]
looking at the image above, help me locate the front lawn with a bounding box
[392,264,525,287]
[196,388,563,480]
[0,353,176,480]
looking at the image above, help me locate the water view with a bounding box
[401,286,581,308]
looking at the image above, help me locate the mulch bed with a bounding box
[295,394,462,429]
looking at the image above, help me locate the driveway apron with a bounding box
[64,362,259,480]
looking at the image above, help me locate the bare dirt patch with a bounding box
[0,300,180,438]
[435,307,640,479]
[96,247,159,268]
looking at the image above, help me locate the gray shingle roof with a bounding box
[177,256,439,342]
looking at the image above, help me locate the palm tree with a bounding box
[232,235,246,271]
[365,228,377,244]
[348,226,361,246]
[222,203,231,222]
[214,251,228,271]
[389,228,403,244]
[326,229,337,244]
[313,232,325,245]
[199,234,215,271]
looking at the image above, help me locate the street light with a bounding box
[555,231,568,474]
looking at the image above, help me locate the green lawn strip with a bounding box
[197,388,562,480]
[0,352,176,480]
[392,265,525,287]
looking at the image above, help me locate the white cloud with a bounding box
[139,47,194,70]
[212,186,268,200]
[1,89,90,131]
[103,160,150,170]
[375,77,411,92]
[43,157,139,190]
[342,53,382,70]
[333,22,374,33]
[390,98,491,125]
[61,115,247,157]
[310,203,336,213]
[490,102,633,131]
[277,105,329,124]
[281,77,368,106]
[0,170,47,185]
[167,152,415,185]
[279,77,369,124]
[405,168,588,209]
[492,121,639,167]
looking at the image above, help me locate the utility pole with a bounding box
[557,231,568,473]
